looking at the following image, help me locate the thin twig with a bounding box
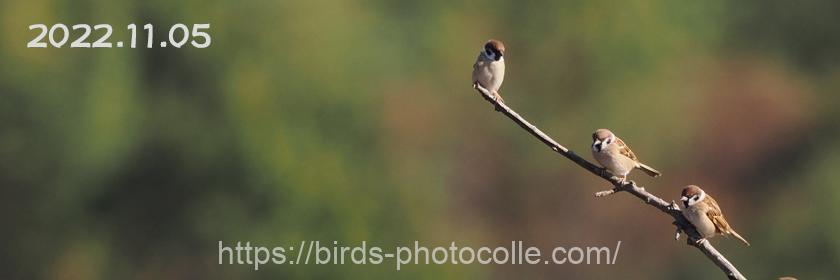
[473,84,747,280]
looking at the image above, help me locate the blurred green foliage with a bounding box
[1,0,839,279]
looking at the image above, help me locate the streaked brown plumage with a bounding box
[591,128,661,182]
[681,185,750,246]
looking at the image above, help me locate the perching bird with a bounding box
[681,185,750,246]
[472,39,506,103]
[591,128,661,182]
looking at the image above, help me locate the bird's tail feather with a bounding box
[636,162,661,177]
[729,230,750,246]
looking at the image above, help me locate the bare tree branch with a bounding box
[473,84,747,280]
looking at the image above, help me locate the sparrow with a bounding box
[591,128,661,182]
[680,185,750,246]
[472,39,506,103]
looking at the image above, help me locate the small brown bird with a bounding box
[591,129,661,182]
[680,185,750,246]
[472,39,506,103]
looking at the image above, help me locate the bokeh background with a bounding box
[2,0,839,279]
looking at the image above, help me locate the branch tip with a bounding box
[595,189,617,197]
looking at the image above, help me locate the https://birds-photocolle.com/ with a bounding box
[591,128,661,183]
[680,185,750,246]
[472,39,506,104]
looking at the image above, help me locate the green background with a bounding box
[1,0,839,279]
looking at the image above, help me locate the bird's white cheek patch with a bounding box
[687,193,705,207]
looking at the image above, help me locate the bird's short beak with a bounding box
[680,196,688,201]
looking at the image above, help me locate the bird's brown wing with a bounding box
[704,196,732,234]
[705,195,750,245]
[615,137,639,161]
